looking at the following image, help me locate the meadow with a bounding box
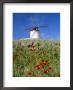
[13,39,60,77]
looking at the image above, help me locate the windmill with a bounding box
[24,16,48,39]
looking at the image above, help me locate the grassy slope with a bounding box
[13,39,60,77]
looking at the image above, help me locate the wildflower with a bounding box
[40,63,45,68]
[41,60,49,65]
[49,67,53,72]
[35,65,42,70]
[49,67,52,70]
[44,70,49,74]
[27,71,32,76]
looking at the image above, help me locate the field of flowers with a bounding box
[13,39,60,77]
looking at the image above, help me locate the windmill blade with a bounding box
[24,27,33,31]
[24,23,35,31]
[38,25,48,28]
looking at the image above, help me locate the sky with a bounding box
[13,13,60,40]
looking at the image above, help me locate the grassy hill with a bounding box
[13,39,60,77]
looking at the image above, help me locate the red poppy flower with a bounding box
[49,67,52,70]
[27,71,32,76]
[44,70,49,74]
[35,65,42,70]
[39,62,45,68]
[42,60,49,65]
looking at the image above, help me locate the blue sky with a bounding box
[13,13,60,40]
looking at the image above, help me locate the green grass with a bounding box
[13,39,60,77]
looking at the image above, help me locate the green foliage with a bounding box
[13,39,60,77]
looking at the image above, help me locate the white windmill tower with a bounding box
[30,27,40,39]
[25,25,48,39]
[24,16,48,39]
